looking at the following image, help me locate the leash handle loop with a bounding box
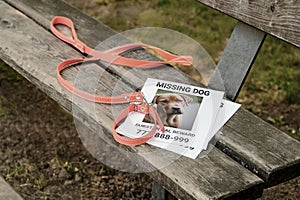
[50,16,93,54]
[51,16,193,67]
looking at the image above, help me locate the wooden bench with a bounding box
[1,0,299,199]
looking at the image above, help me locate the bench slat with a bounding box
[218,108,300,187]
[0,1,264,199]
[197,0,300,47]
[4,0,300,189]
[0,176,23,200]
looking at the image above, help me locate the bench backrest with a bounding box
[197,0,300,48]
[198,0,299,101]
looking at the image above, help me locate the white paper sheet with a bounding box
[116,78,240,159]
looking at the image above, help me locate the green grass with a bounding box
[244,36,300,104]
[3,154,87,198]
[92,0,236,61]
[0,62,20,116]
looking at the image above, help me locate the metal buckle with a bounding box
[128,92,152,114]
[129,92,143,103]
[132,102,149,114]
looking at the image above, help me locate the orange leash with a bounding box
[50,16,191,146]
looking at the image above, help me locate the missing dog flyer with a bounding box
[117,78,237,159]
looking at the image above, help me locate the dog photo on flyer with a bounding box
[143,89,203,130]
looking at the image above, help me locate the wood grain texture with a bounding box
[197,0,300,47]
[0,1,264,199]
[218,108,300,187]
[209,21,266,101]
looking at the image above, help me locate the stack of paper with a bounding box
[117,78,240,159]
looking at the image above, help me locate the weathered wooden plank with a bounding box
[0,176,23,200]
[209,21,266,101]
[218,108,300,187]
[0,1,264,199]
[149,148,264,200]
[196,0,300,47]
[7,0,300,189]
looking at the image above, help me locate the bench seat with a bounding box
[1,0,299,199]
